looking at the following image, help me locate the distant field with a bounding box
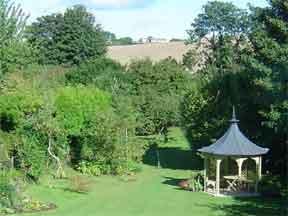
[107,42,195,64]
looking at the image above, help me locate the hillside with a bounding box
[107,42,194,64]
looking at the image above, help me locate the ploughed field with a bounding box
[107,42,194,64]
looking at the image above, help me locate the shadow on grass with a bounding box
[201,197,287,216]
[64,188,89,194]
[143,147,202,170]
[162,176,186,187]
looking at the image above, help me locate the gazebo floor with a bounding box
[205,190,260,197]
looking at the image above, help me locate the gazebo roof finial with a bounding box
[198,104,269,156]
[230,105,239,124]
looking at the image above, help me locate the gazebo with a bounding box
[198,108,269,197]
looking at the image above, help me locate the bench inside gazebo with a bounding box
[198,108,269,197]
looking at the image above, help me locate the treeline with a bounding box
[182,0,287,185]
[104,31,134,46]
[0,0,287,194]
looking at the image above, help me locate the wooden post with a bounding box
[258,156,262,180]
[235,158,246,178]
[252,157,261,193]
[204,157,207,192]
[216,159,222,196]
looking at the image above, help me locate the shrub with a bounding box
[76,161,102,177]
[65,58,124,86]
[179,171,204,192]
[0,170,24,210]
[112,160,142,175]
[259,175,286,197]
[17,136,46,181]
[55,86,111,136]
[188,172,204,192]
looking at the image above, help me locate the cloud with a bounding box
[87,0,155,9]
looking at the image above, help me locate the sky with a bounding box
[17,0,268,40]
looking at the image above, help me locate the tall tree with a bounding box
[187,1,250,46]
[26,5,107,65]
[186,0,251,69]
[244,0,288,176]
[0,0,30,75]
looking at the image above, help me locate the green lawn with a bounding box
[16,166,285,216]
[14,128,286,216]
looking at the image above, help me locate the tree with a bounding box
[0,0,32,76]
[103,31,116,44]
[127,58,192,135]
[103,31,134,45]
[244,0,288,176]
[115,37,134,45]
[183,0,288,180]
[26,5,107,65]
[182,49,199,71]
[0,0,28,44]
[186,0,251,69]
[187,1,250,46]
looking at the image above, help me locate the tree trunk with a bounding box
[48,135,65,179]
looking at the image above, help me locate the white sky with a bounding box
[17,0,268,40]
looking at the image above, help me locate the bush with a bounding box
[17,136,46,181]
[179,171,204,192]
[55,86,111,136]
[77,160,142,176]
[112,160,142,175]
[0,170,24,210]
[259,175,286,197]
[76,161,102,176]
[65,58,124,86]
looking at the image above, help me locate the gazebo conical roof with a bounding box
[198,108,269,156]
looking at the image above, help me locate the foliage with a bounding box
[128,58,192,135]
[0,65,147,179]
[26,5,107,65]
[182,49,199,71]
[178,171,204,192]
[115,37,134,45]
[188,171,204,192]
[77,111,144,175]
[77,161,102,176]
[187,1,250,44]
[1,41,38,73]
[65,58,126,90]
[55,86,111,136]
[259,175,286,197]
[0,170,24,210]
[104,31,134,45]
[67,57,192,137]
[16,135,47,181]
[245,0,288,176]
[0,0,34,76]
[183,0,287,180]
